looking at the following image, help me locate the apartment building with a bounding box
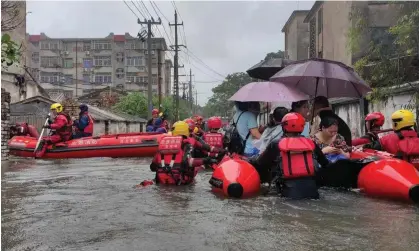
[26,32,172,98]
[282,10,310,61]
[303,1,403,66]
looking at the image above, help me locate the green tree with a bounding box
[264,50,285,60]
[203,72,253,117]
[1,33,21,70]
[113,93,194,121]
[347,2,419,101]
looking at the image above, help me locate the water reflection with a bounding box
[1,157,418,251]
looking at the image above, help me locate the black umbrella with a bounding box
[246,58,294,81]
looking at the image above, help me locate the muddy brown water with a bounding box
[2,157,419,251]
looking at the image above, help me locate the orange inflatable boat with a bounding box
[8,132,167,159]
[209,155,261,198]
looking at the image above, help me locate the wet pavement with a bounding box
[2,157,419,251]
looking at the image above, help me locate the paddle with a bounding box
[34,113,50,153]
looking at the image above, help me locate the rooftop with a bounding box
[281,10,310,32]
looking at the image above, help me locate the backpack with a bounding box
[278,136,316,179]
[224,112,251,154]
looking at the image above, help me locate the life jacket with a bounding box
[27,125,39,138]
[82,112,94,134]
[154,136,193,185]
[53,113,73,137]
[395,131,419,168]
[203,132,223,157]
[278,136,316,179]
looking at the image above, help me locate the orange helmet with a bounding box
[207,116,222,130]
[365,112,385,127]
[184,118,195,131]
[152,109,159,115]
[281,112,306,133]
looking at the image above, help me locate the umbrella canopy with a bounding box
[269,58,372,98]
[247,58,294,81]
[228,81,309,103]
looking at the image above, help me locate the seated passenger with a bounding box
[35,103,73,158]
[153,118,168,133]
[249,113,329,199]
[366,110,419,167]
[311,116,351,163]
[254,106,288,153]
[72,104,94,139]
[352,112,385,146]
[148,121,219,185]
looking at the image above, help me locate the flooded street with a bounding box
[2,157,419,251]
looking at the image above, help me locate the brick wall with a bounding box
[1,88,11,160]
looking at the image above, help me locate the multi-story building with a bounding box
[26,32,172,98]
[282,10,310,61]
[303,1,403,66]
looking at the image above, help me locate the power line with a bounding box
[130,0,146,20]
[183,48,226,79]
[138,0,153,19]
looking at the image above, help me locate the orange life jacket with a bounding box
[278,136,316,179]
[83,112,94,134]
[392,131,419,169]
[155,136,195,185]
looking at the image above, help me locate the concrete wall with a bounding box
[1,89,11,160]
[92,120,145,136]
[284,12,309,61]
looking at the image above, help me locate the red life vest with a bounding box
[278,137,316,179]
[380,130,419,169]
[203,133,224,148]
[83,112,94,134]
[155,136,194,185]
[53,113,73,138]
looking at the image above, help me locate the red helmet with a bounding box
[365,112,385,127]
[184,118,195,131]
[207,116,222,130]
[281,112,306,133]
[152,109,159,115]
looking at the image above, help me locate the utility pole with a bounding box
[169,11,185,121]
[138,17,162,119]
[181,82,187,99]
[188,69,194,115]
[157,48,162,109]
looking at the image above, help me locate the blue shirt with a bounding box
[232,109,259,155]
[301,122,310,137]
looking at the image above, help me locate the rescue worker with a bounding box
[35,103,73,158]
[148,121,219,185]
[249,112,329,199]
[194,115,205,136]
[202,116,226,157]
[352,112,385,146]
[10,122,39,138]
[185,118,225,158]
[72,104,94,139]
[366,110,419,167]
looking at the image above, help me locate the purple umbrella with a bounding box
[228,81,309,102]
[269,58,372,98]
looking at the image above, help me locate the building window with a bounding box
[83,58,93,68]
[40,41,59,50]
[40,72,61,83]
[126,56,143,66]
[63,74,73,83]
[64,58,73,68]
[40,56,62,68]
[32,52,39,63]
[83,42,91,51]
[83,75,91,84]
[95,73,112,83]
[116,68,124,79]
[94,56,111,67]
[309,19,316,58]
[93,41,111,50]
[151,43,157,49]
[116,52,124,62]
[317,8,323,35]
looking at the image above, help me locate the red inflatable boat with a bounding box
[8,132,167,159]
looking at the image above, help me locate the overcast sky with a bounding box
[27,0,315,106]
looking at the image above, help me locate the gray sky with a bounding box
[27,0,315,106]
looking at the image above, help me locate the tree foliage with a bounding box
[264,50,285,60]
[1,33,22,70]
[113,93,194,121]
[203,72,253,117]
[347,2,419,101]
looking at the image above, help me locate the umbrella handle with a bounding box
[310,77,320,126]
[34,113,51,153]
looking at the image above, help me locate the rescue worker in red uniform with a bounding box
[194,115,205,136]
[366,110,419,168]
[249,113,329,199]
[10,122,39,138]
[35,103,73,158]
[352,112,385,146]
[149,121,219,185]
[72,104,94,139]
[202,116,225,157]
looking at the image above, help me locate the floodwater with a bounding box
[2,157,419,251]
